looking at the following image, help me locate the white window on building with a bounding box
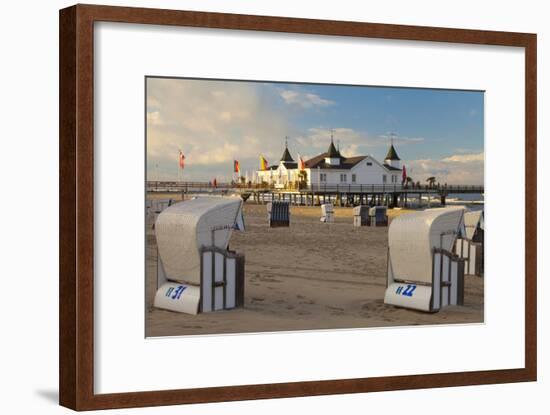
[320,173,327,182]
[366,161,373,166]
[340,174,347,183]
[352,174,356,183]
[383,174,387,184]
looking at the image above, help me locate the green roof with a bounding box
[385,144,400,161]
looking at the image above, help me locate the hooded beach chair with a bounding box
[147,198,174,229]
[368,206,388,226]
[320,203,334,223]
[384,207,466,312]
[353,205,369,227]
[154,197,245,314]
[267,201,290,227]
[454,210,484,276]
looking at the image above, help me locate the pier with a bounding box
[147,181,483,207]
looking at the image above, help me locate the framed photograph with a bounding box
[59,4,537,410]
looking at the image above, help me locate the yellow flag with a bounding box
[260,156,268,171]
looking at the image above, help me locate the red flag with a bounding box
[402,165,407,183]
[298,155,305,170]
[234,160,240,174]
[178,150,185,169]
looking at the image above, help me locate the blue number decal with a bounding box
[172,285,187,300]
[402,284,416,297]
[396,284,417,297]
[165,285,187,300]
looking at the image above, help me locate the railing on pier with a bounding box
[146,181,484,195]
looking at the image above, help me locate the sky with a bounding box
[146,77,484,184]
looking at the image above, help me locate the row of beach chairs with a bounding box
[352,205,388,227]
[266,202,388,227]
[152,196,483,316]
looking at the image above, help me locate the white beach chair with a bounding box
[368,206,388,227]
[147,198,174,228]
[154,197,245,314]
[353,205,369,227]
[384,207,466,312]
[454,210,484,276]
[320,203,334,223]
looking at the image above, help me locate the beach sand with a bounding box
[145,201,484,337]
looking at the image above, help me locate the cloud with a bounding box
[146,79,482,185]
[280,89,334,108]
[453,147,481,154]
[405,152,484,185]
[295,127,365,151]
[146,78,291,181]
[378,134,425,145]
[295,128,424,159]
[442,152,484,163]
[147,111,162,126]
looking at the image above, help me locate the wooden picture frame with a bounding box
[59,4,537,410]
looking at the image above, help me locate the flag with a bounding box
[402,165,407,183]
[298,154,305,170]
[234,160,240,174]
[178,150,185,169]
[260,156,268,171]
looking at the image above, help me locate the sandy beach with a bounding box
[145,198,484,337]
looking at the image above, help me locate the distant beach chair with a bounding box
[353,205,369,227]
[368,206,388,227]
[384,207,466,312]
[267,201,290,227]
[154,197,245,314]
[320,203,334,223]
[454,210,484,277]
[147,198,174,229]
[154,198,173,213]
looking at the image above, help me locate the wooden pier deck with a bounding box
[147,181,483,207]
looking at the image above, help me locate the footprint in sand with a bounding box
[326,306,345,315]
